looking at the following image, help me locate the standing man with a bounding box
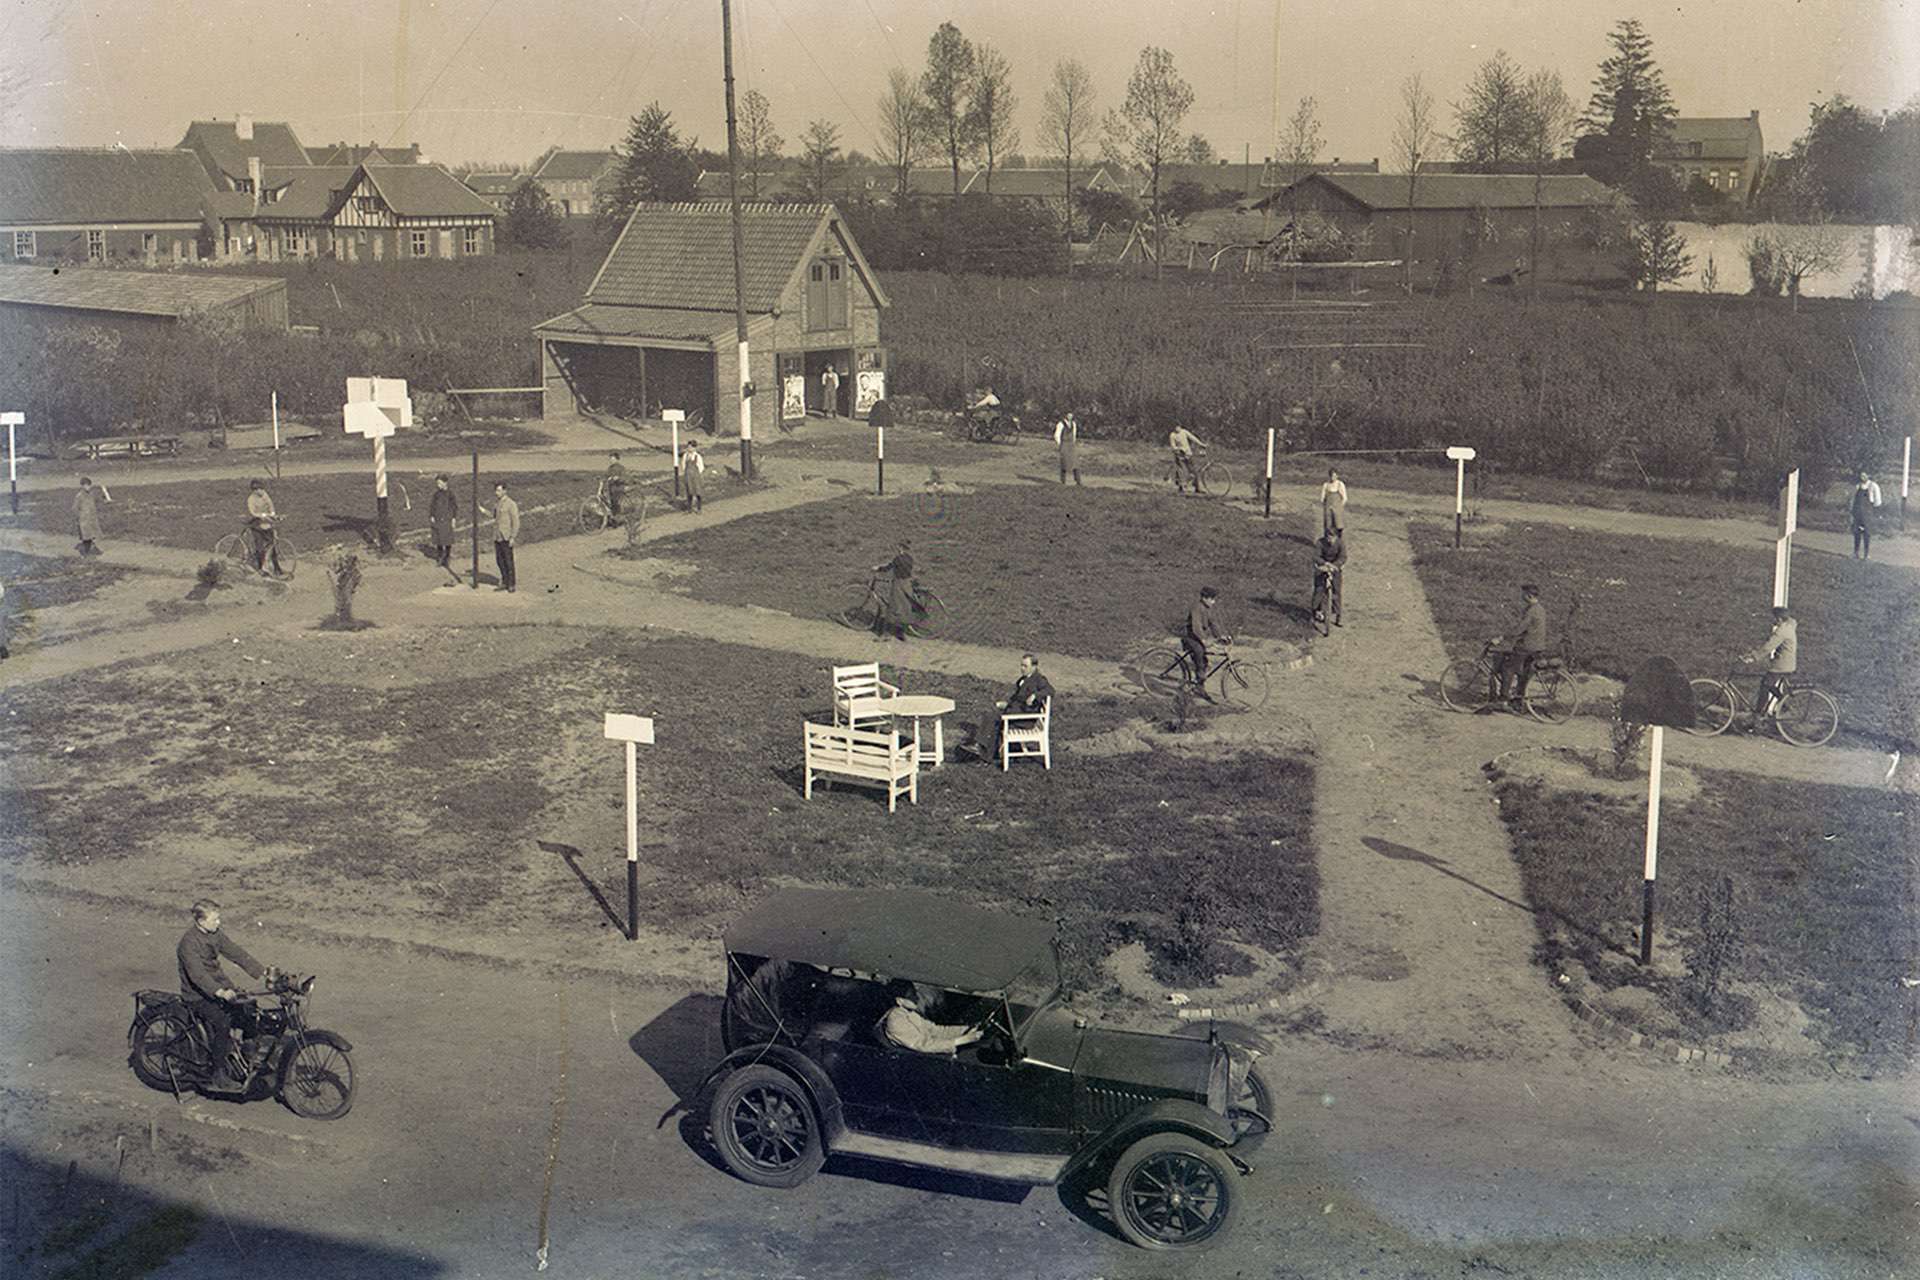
[820,364,842,418]
[1053,411,1083,486]
[1490,583,1549,710]
[871,539,914,641]
[176,898,269,1090]
[963,653,1055,762]
[427,474,458,576]
[245,479,281,575]
[1849,470,1882,559]
[681,439,705,513]
[1167,424,1205,494]
[604,451,628,520]
[490,482,520,592]
[1320,467,1348,535]
[1743,605,1797,727]
[72,476,109,556]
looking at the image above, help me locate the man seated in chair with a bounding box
[960,653,1053,761]
[879,981,984,1056]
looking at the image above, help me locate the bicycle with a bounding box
[215,524,298,581]
[1681,668,1838,746]
[1310,565,1340,637]
[578,476,636,534]
[1161,446,1231,498]
[1132,641,1271,709]
[1437,640,1580,723]
[955,406,1019,444]
[834,575,949,638]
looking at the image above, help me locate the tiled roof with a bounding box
[0,148,217,224]
[309,142,422,167]
[464,172,525,196]
[694,166,966,201]
[588,202,834,312]
[0,263,285,318]
[177,121,310,182]
[257,166,357,220]
[534,149,619,181]
[206,190,259,221]
[1661,117,1763,162]
[968,167,1113,198]
[255,164,498,221]
[1270,172,1620,212]
[533,302,762,343]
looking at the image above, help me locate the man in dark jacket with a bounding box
[1313,529,1347,627]
[964,653,1055,761]
[177,898,269,1087]
[1491,583,1549,709]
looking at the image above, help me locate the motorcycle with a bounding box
[127,972,355,1120]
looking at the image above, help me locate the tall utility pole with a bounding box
[722,0,753,480]
[394,0,410,129]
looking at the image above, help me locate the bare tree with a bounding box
[876,68,929,206]
[1277,96,1325,297]
[1391,73,1439,292]
[1039,57,1096,239]
[738,89,783,200]
[922,21,978,196]
[1104,46,1195,278]
[1453,50,1528,172]
[1765,222,1848,311]
[969,44,1019,194]
[1518,68,1578,293]
[800,118,842,200]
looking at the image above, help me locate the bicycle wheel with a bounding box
[905,589,948,638]
[1220,660,1270,709]
[1135,646,1192,697]
[834,584,878,632]
[578,497,611,534]
[216,533,253,573]
[1682,678,1734,737]
[1310,581,1331,637]
[1525,671,1579,724]
[1198,462,1231,499]
[1439,659,1489,712]
[268,538,297,581]
[1773,688,1838,747]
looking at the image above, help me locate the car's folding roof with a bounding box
[725,890,1056,994]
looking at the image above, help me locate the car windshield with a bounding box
[1005,943,1063,1038]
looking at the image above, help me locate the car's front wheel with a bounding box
[708,1064,826,1189]
[1106,1132,1237,1250]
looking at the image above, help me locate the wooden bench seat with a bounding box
[803,720,919,812]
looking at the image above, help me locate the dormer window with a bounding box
[237,178,255,194]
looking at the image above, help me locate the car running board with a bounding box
[831,1132,1068,1186]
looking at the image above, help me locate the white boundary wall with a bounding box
[1671,222,1918,299]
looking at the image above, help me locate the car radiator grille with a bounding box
[1081,1085,1161,1127]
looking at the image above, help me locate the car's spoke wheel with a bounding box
[1682,678,1734,736]
[1774,688,1839,747]
[1107,1133,1236,1250]
[709,1064,825,1189]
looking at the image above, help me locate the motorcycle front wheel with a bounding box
[279,1033,355,1120]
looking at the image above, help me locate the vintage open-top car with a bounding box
[699,889,1273,1250]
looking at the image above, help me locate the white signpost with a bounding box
[1903,436,1911,531]
[663,408,684,497]
[604,712,656,941]
[2,410,22,515]
[1774,468,1799,608]
[343,377,411,552]
[1446,445,1477,548]
[1263,427,1276,519]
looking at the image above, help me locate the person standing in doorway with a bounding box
[427,474,458,576]
[820,364,842,417]
[489,482,520,592]
[1053,411,1083,485]
[681,440,706,513]
[1849,470,1882,559]
[73,476,109,556]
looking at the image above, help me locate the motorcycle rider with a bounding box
[177,898,271,1088]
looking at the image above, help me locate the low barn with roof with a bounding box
[536,202,889,433]
[0,148,221,265]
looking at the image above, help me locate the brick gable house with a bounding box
[531,148,620,217]
[1659,112,1765,203]
[536,202,889,433]
[0,147,220,265]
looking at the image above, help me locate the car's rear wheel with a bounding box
[1107,1132,1236,1250]
[709,1064,826,1189]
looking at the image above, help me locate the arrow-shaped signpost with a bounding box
[2,411,22,515]
[604,712,656,941]
[1620,657,1698,967]
[663,408,684,499]
[1447,446,1477,548]
[343,377,412,554]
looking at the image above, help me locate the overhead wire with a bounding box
[382,0,508,149]
[759,0,879,152]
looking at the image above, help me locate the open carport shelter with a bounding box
[535,202,888,434]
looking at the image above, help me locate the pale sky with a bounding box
[2,0,1914,167]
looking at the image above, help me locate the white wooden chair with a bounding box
[833,662,898,729]
[1000,698,1051,771]
[803,720,918,811]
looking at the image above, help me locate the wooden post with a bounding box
[470,449,480,589]
[1902,436,1910,531]
[876,422,885,495]
[271,392,281,481]
[664,409,684,498]
[1263,427,1274,519]
[1774,468,1799,607]
[1447,446,1476,548]
[1640,725,1664,966]
[604,713,656,942]
[2,411,20,515]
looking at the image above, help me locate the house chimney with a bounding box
[1749,109,1759,123]
[236,115,253,141]
[248,156,262,196]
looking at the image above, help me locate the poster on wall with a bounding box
[781,375,806,421]
[854,370,886,419]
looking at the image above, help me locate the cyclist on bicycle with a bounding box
[1184,586,1229,698]
[1168,425,1206,494]
[871,540,915,641]
[1313,528,1346,627]
[245,479,282,575]
[1488,583,1548,711]
[604,452,628,519]
[966,385,1002,425]
[1741,605,1797,728]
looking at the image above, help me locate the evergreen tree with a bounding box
[1453,50,1528,172]
[499,180,567,250]
[1623,215,1692,292]
[1578,19,1676,187]
[601,103,698,231]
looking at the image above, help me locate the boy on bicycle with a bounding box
[1742,606,1797,727]
[1489,583,1548,711]
[1167,425,1205,493]
[604,452,627,519]
[1313,529,1346,627]
[1184,586,1229,698]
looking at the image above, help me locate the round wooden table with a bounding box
[876,694,957,768]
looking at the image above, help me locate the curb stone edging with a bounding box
[1174,976,1330,1022]
[1562,992,1735,1068]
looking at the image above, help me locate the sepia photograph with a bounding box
[0,1,1914,1276]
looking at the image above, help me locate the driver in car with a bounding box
[177,898,273,1088]
[879,981,985,1057]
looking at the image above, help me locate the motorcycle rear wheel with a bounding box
[129,1008,193,1091]
[279,1034,355,1120]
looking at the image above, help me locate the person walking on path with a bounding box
[488,482,520,592]
[820,365,842,417]
[72,477,109,556]
[1320,468,1348,535]
[1849,471,1882,559]
[1053,411,1083,485]
[871,540,914,641]
[427,474,458,575]
[681,440,705,513]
